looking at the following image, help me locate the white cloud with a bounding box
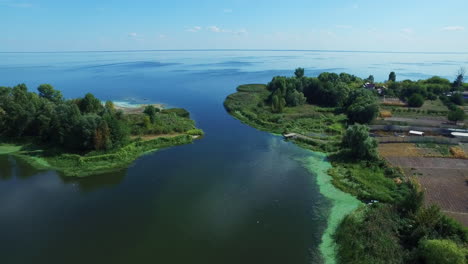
[186,26,202,32]
[442,26,464,31]
[401,28,413,34]
[208,26,224,33]
[234,29,248,35]
[128,32,138,37]
[336,25,352,29]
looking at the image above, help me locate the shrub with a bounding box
[408,94,424,107]
[419,239,467,264]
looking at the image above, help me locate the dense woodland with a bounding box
[266,69,379,124]
[0,84,199,153]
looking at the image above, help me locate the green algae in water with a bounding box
[302,151,362,264]
[0,144,22,155]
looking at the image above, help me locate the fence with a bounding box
[376,136,462,144]
[369,125,449,134]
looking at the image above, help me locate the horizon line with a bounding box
[1,48,468,54]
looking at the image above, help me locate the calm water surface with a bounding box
[0,50,467,264]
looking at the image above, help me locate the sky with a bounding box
[1,0,468,52]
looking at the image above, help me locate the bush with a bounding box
[448,108,465,122]
[342,124,378,160]
[419,239,467,264]
[408,94,424,107]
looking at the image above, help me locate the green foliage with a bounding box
[453,67,465,90]
[0,83,200,155]
[143,105,158,122]
[344,89,379,124]
[448,108,465,122]
[37,84,63,102]
[419,239,467,264]
[389,72,396,82]
[186,129,204,136]
[79,93,103,114]
[408,94,425,107]
[16,135,194,177]
[451,93,465,105]
[161,108,189,118]
[335,205,405,264]
[294,67,305,78]
[271,94,285,113]
[329,163,404,203]
[341,124,378,160]
[224,83,346,152]
[285,89,306,107]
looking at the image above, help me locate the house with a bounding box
[363,82,386,95]
[363,82,375,89]
[409,130,424,136]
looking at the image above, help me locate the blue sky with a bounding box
[1,0,467,52]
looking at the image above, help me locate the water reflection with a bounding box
[0,155,39,180]
[59,169,127,193]
[0,155,127,192]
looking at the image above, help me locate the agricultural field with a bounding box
[380,145,468,226]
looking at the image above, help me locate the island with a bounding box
[0,84,203,177]
[224,69,468,264]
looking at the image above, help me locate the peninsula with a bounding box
[0,84,203,177]
[224,69,468,264]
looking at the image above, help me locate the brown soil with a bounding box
[386,156,468,226]
[378,143,420,157]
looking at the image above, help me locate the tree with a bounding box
[271,94,285,113]
[453,67,465,90]
[388,72,396,82]
[419,239,467,264]
[105,100,115,112]
[345,89,379,124]
[448,108,465,122]
[37,84,63,102]
[143,105,157,123]
[285,89,306,106]
[94,120,111,150]
[366,75,375,83]
[294,68,305,78]
[342,124,378,160]
[80,93,103,114]
[450,93,464,106]
[408,94,424,107]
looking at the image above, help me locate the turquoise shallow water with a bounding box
[0,50,466,264]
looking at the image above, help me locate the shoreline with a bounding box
[0,134,200,177]
[302,152,361,264]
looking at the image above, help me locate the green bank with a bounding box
[224,69,468,264]
[0,84,203,177]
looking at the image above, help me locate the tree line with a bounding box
[266,69,379,124]
[0,84,129,152]
[0,84,197,153]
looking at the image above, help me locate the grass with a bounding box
[0,144,23,155]
[416,142,452,156]
[381,99,449,118]
[328,160,406,203]
[3,135,195,177]
[224,84,346,152]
